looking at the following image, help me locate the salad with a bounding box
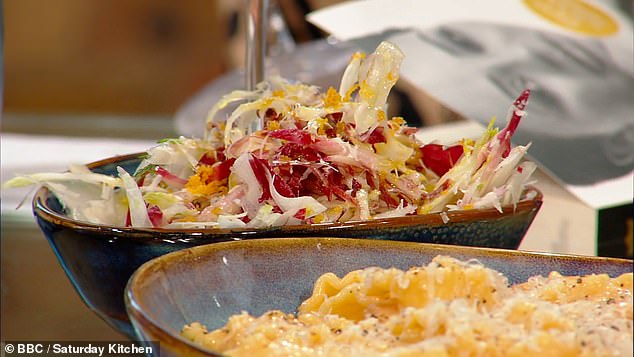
[3,41,536,229]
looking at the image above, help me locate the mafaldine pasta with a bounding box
[181,256,633,356]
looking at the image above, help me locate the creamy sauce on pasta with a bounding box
[182,256,633,356]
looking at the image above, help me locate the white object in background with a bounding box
[308,0,633,73]
[1,133,156,218]
[309,0,634,210]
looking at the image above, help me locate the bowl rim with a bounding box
[125,237,632,355]
[32,152,543,239]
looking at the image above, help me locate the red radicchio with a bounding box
[248,155,273,201]
[366,126,387,144]
[497,89,530,158]
[269,128,312,145]
[279,142,322,162]
[147,205,164,227]
[155,166,188,185]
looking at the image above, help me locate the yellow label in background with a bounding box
[523,0,619,36]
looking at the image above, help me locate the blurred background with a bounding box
[2,0,632,128]
[4,0,629,134]
[1,0,447,140]
[4,0,324,115]
[1,0,632,342]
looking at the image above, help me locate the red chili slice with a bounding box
[198,149,227,166]
[293,208,306,220]
[420,144,464,177]
[209,158,236,182]
[198,152,216,166]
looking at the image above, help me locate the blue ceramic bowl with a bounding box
[125,238,633,356]
[33,153,542,339]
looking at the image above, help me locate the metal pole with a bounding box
[245,0,268,92]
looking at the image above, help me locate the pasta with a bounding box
[182,256,633,356]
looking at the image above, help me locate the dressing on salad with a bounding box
[3,41,536,229]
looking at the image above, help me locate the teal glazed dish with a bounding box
[33,153,542,338]
[125,238,633,357]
